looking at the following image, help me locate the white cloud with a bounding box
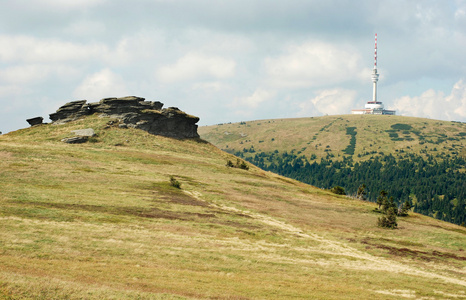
[183,28,255,55]
[103,32,164,67]
[452,81,466,117]
[192,82,232,92]
[0,33,164,69]
[231,88,276,109]
[73,68,129,100]
[0,64,80,84]
[29,0,106,10]
[0,85,24,98]
[0,35,107,63]
[393,79,466,121]
[228,88,276,118]
[156,53,236,83]
[298,88,357,116]
[63,19,107,37]
[264,41,363,88]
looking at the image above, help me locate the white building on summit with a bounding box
[352,34,396,115]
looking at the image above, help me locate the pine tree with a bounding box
[381,196,391,214]
[399,200,411,216]
[357,184,367,200]
[377,190,388,210]
[378,207,398,229]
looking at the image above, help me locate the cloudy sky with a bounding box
[1,0,466,133]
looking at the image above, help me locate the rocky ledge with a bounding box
[43,96,199,139]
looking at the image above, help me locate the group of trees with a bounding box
[376,190,398,229]
[226,158,249,170]
[330,186,411,229]
[231,150,466,226]
[375,190,412,229]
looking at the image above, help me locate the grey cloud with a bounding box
[1,0,466,134]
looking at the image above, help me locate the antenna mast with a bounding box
[371,33,379,102]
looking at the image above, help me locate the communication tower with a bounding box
[351,34,396,115]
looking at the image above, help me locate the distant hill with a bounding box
[0,115,465,298]
[199,115,466,225]
[199,115,466,161]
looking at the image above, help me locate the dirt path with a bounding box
[185,190,466,289]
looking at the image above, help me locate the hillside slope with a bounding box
[199,115,466,225]
[199,115,466,162]
[1,116,466,299]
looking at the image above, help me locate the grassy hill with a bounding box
[1,115,466,299]
[199,115,466,162]
[199,115,466,226]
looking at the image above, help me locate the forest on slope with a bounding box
[233,150,466,225]
[199,115,466,226]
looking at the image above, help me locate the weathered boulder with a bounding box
[26,117,44,126]
[49,96,199,139]
[71,128,95,137]
[61,128,95,144]
[61,136,89,144]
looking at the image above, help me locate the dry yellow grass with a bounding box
[0,115,465,299]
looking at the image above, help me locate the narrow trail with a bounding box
[185,190,466,288]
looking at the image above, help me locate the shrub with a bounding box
[169,176,181,189]
[226,159,249,170]
[237,159,249,170]
[330,186,346,195]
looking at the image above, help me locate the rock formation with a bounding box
[72,128,96,137]
[48,96,199,139]
[61,136,90,144]
[61,128,96,144]
[26,117,44,126]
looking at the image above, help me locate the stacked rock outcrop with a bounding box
[48,96,199,139]
[49,100,89,123]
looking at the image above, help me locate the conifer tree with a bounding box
[378,206,398,229]
[357,184,367,200]
[399,200,411,216]
[377,190,388,210]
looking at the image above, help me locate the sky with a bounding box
[1,0,466,133]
